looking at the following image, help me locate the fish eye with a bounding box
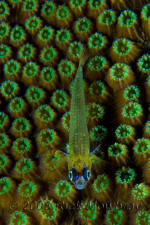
[83,168,91,180]
[69,170,73,181]
[87,169,91,180]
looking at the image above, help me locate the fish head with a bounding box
[68,165,91,190]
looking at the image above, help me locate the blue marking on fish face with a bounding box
[68,166,91,190]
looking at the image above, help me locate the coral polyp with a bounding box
[10,25,26,47]
[108,143,128,166]
[10,117,32,138]
[0,22,10,43]
[79,200,101,224]
[36,198,60,225]
[92,174,112,202]
[8,97,27,117]
[105,207,127,225]
[36,128,60,154]
[74,17,93,41]
[67,41,85,63]
[13,157,37,180]
[87,55,109,80]
[34,104,56,129]
[88,32,108,55]
[4,59,21,81]
[11,137,32,160]
[0,44,12,64]
[25,15,42,36]
[96,9,117,36]
[9,211,33,225]
[115,124,136,144]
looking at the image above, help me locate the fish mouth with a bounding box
[74,178,87,190]
[74,184,86,190]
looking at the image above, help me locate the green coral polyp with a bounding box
[108,143,126,156]
[133,138,150,154]
[41,1,55,17]
[98,9,116,25]
[0,177,12,194]
[37,26,54,42]
[34,104,55,125]
[88,32,105,49]
[135,210,150,225]
[67,41,84,60]
[93,174,109,193]
[40,66,55,82]
[8,97,26,115]
[38,199,57,220]
[116,167,135,184]
[56,5,70,20]
[0,80,19,100]
[0,133,10,150]
[0,22,10,41]
[76,17,91,32]
[37,128,57,147]
[52,90,68,108]
[25,86,45,106]
[122,102,143,118]
[62,111,70,130]
[88,103,104,119]
[0,1,9,20]
[79,201,97,221]
[10,25,26,42]
[106,208,125,225]
[115,124,134,139]
[90,125,107,141]
[89,81,106,96]
[131,183,149,200]
[88,55,107,71]
[23,62,39,79]
[137,54,150,74]
[113,38,132,55]
[56,180,72,198]
[40,46,57,65]
[58,59,75,78]
[56,29,70,43]
[23,0,37,12]
[18,180,38,198]
[70,0,86,8]
[4,59,21,80]
[118,10,137,26]
[25,16,42,33]
[12,137,32,154]
[11,117,31,137]
[123,85,140,101]
[145,121,150,134]
[109,63,129,81]
[0,44,11,63]
[89,0,105,8]
[0,154,9,173]
[141,3,150,20]
[0,112,9,131]
[10,211,30,225]
[43,151,60,171]
[15,157,34,174]
[18,43,35,62]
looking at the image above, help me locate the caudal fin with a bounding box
[79,50,90,67]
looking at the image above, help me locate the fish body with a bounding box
[66,53,97,190]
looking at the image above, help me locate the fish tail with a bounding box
[79,50,90,67]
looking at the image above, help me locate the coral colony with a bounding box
[0,0,150,224]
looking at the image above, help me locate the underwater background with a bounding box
[0,0,150,224]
